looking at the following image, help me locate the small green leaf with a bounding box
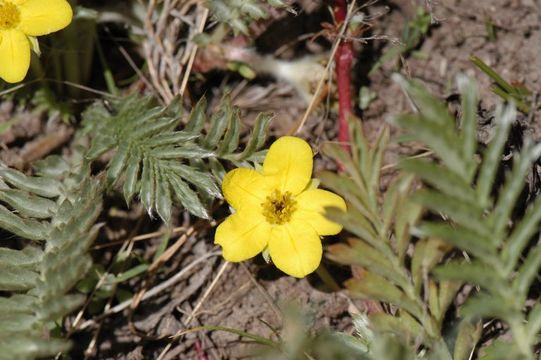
[107,142,130,186]
[0,204,48,241]
[122,150,141,205]
[0,337,71,359]
[86,134,116,160]
[459,293,511,321]
[491,141,541,235]
[111,264,149,284]
[393,184,422,261]
[400,159,478,206]
[204,102,231,148]
[457,74,479,179]
[140,155,155,215]
[0,313,36,334]
[121,104,164,134]
[145,132,199,147]
[0,246,42,269]
[150,144,214,159]
[0,294,36,314]
[33,155,71,178]
[169,174,209,219]
[503,192,541,272]
[240,2,267,19]
[127,114,178,140]
[369,311,423,339]
[526,303,541,339]
[411,190,488,237]
[393,114,467,179]
[434,260,501,293]
[368,126,389,197]
[417,223,496,262]
[347,272,422,319]
[217,108,241,156]
[36,294,86,323]
[0,264,38,291]
[411,238,450,294]
[476,103,514,207]
[155,169,172,223]
[359,86,377,111]
[0,168,62,198]
[238,112,272,160]
[327,239,409,290]
[513,245,541,299]
[325,207,384,255]
[393,74,455,127]
[209,157,227,182]
[185,96,207,133]
[319,171,375,223]
[453,320,482,360]
[477,339,519,360]
[0,189,57,219]
[322,143,369,196]
[166,163,221,199]
[349,117,370,176]
[440,281,465,319]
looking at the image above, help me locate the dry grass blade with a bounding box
[77,251,221,331]
[185,260,231,325]
[157,261,231,360]
[143,0,204,103]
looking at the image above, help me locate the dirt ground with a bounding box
[4,0,539,359]
[84,1,541,359]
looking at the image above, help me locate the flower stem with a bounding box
[316,264,341,292]
[334,0,354,151]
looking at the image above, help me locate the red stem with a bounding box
[194,339,209,360]
[334,0,353,151]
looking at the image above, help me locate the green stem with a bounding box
[315,264,341,292]
[176,325,279,348]
[470,55,516,95]
[94,32,118,96]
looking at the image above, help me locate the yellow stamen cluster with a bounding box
[0,1,20,30]
[261,189,297,225]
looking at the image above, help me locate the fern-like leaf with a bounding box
[322,121,467,358]
[0,165,103,359]
[393,74,541,359]
[82,94,271,222]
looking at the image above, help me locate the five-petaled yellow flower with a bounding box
[215,136,346,278]
[0,0,72,83]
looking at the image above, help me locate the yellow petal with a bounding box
[263,136,313,195]
[293,189,346,236]
[215,211,270,262]
[0,29,30,83]
[222,167,273,211]
[268,220,322,278]
[17,0,72,36]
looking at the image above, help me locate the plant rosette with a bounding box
[0,0,72,83]
[215,136,346,278]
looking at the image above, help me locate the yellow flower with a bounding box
[0,0,72,83]
[215,136,346,278]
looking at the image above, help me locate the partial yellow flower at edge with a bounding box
[0,0,73,83]
[215,136,346,278]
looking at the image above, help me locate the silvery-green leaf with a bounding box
[0,168,61,198]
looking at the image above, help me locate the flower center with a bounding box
[261,189,297,225]
[0,1,20,30]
